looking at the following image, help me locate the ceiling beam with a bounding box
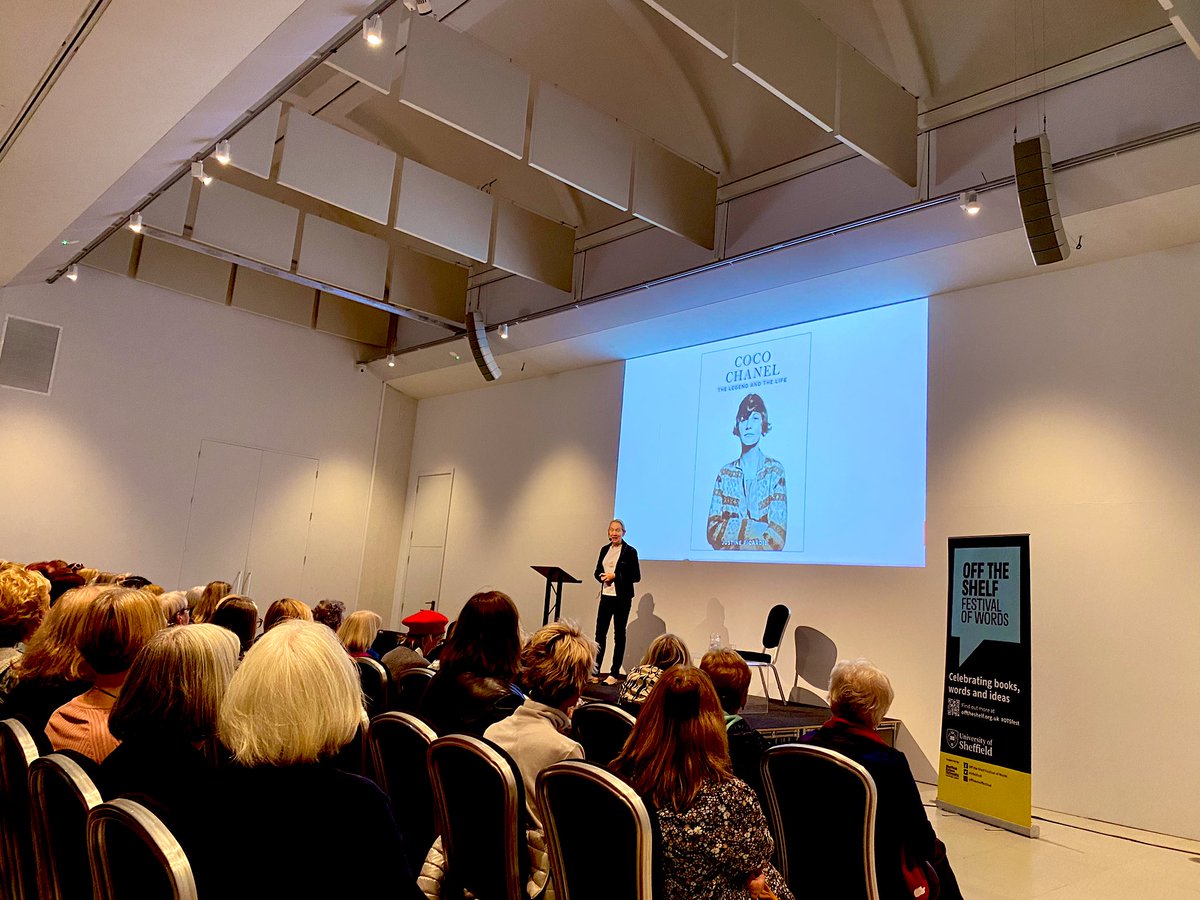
[870,0,933,100]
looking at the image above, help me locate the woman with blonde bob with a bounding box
[46,587,165,762]
[212,621,421,899]
[611,666,791,900]
[338,608,382,659]
[802,659,962,900]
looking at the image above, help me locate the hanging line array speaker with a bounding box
[1013,133,1071,266]
[466,309,501,381]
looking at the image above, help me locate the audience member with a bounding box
[24,559,85,601]
[0,562,51,676]
[159,590,190,627]
[611,666,792,900]
[338,609,382,660]
[417,590,523,736]
[46,587,164,762]
[0,584,105,728]
[210,594,259,658]
[212,621,421,899]
[700,648,770,801]
[262,597,312,632]
[803,659,962,900]
[380,608,448,681]
[312,598,345,632]
[190,580,232,624]
[100,624,238,853]
[617,632,691,713]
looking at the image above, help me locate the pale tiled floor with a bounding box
[919,785,1200,899]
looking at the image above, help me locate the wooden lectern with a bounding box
[531,565,581,625]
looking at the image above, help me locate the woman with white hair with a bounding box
[802,659,962,900]
[210,620,421,899]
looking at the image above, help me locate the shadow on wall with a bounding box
[788,625,838,707]
[688,597,730,656]
[624,592,666,667]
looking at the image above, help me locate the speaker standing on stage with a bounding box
[593,519,640,685]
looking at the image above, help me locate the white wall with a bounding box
[0,268,386,607]
[398,241,1200,840]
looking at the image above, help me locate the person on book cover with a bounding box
[707,393,787,551]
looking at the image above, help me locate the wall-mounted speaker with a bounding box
[465,309,501,381]
[0,315,61,394]
[1013,133,1070,266]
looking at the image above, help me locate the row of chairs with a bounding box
[1,717,196,900]
[366,708,884,900]
[5,701,881,900]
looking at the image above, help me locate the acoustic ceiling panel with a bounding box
[394,158,493,262]
[297,215,389,300]
[733,0,837,131]
[191,179,298,270]
[399,15,530,158]
[835,44,918,187]
[631,137,717,250]
[324,5,406,94]
[231,267,315,327]
[641,0,734,58]
[316,292,390,345]
[228,102,281,179]
[137,238,230,304]
[141,177,191,235]
[389,245,467,323]
[491,200,575,292]
[278,110,396,224]
[82,229,135,277]
[529,83,634,210]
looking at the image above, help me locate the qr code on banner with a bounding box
[947,698,960,717]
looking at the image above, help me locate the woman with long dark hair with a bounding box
[611,666,791,900]
[417,590,523,736]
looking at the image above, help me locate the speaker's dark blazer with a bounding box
[594,542,640,602]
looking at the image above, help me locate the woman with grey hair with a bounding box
[209,621,421,899]
[802,659,962,900]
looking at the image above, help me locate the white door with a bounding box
[177,441,260,590]
[178,441,319,603]
[244,451,319,602]
[400,472,453,615]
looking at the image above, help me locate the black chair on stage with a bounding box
[428,734,528,900]
[1,717,44,900]
[537,759,655,900]
[356,656,391,719]
[87,797,197,900]
[571,702,636,768]
[391,665,436,714]
[761,743,880,900]
[30,752,104,900]
[367,711,438,871]
[735,604,791,703]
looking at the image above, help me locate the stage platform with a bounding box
[581,682,898,748]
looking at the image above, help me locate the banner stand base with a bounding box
[936,800,1040,839]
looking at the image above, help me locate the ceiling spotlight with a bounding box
[959,190,981,216]
[214,139,231,165]
[363,14,384,45]
[403,0,434,14]
[387,353,396,367]
[192,160,212,186]
[128,212,143,233]
[498,323,509,339]
[449,351,460,360]
[65,264,79,282]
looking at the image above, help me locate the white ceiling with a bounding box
[1,0,1193,398]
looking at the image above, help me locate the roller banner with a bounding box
[937,535,1037,837]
